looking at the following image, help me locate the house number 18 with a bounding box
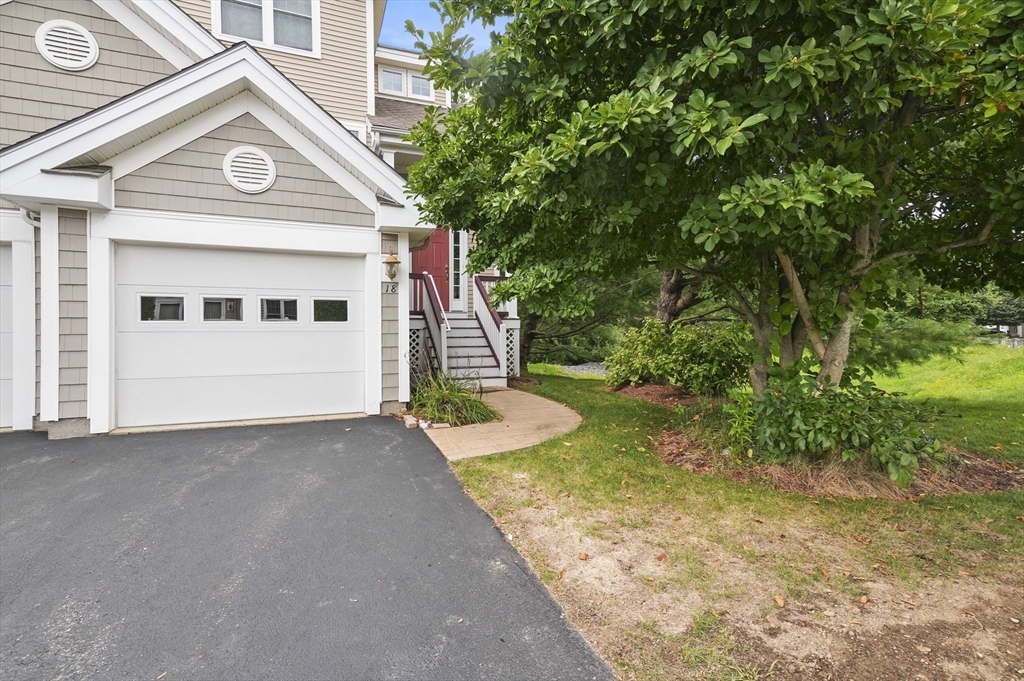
[382,283,398,294]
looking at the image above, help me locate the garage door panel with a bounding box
[116,244,365,292]
[117,330,365,380]
[115,244,368,427]
[117,372,365,428]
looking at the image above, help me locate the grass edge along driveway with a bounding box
[450,374,1024,680]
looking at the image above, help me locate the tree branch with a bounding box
[851,214,996,276]
[775,248,827,360]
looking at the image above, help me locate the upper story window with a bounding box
[215,0,321,57]
[410,74,432,98]
[377,65,433,102]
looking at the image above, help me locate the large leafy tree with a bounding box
[407,0,1024,393]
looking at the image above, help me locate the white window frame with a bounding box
[259,296,300,323]
[378,66,405,96]
[377,65,433,102]
[201,295,245,323]
[212,0,322,58]
[311,297,350,324]
[408,73,434,101]
[138,293,186,323]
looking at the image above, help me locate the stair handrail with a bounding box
[473,275,507,377]
[420,271,449,372]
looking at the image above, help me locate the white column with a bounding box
[38,206,59,422]
[364,248,382,415]
[397,232,410,403]
[88,233,113,433]
[382,149,396,168]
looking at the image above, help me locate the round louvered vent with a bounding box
[35,20,99,71]
[223,146,277,193]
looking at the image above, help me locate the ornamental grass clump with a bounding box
[411,370,500,426]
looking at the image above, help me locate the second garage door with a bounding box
[116,244,365,428]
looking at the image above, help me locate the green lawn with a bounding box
[452,370,1023,680]
[873,343,1024,463]
[457,374,1023,580]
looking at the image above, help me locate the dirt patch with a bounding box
[509,376,542,388]
[614,384,698,410]
[658,430,1024,500]
[480,485,1024,680]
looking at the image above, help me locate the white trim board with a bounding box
[103,93,380,213]
[0,45,417,229]
[94,0,195,69]
[128,0,224,59]
[92,209,382,254]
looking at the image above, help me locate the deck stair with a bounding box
[410,272,520,388]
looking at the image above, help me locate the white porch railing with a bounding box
[411,272,449,372]
[477,275,518,320]
[473,275,507,377]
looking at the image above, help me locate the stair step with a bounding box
[450,357,499,365]
[448,338,488,347]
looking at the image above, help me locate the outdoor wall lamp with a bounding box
[383,247,400,281]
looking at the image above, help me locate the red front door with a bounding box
[412,227,450,310]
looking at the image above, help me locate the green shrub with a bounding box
[727,369,944,487]
[606,318,750,396]
[411,371,500,426]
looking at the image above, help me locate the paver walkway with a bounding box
[427,388,582,460]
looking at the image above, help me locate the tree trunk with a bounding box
[519,311,541,368]
[817,289,855,386]
[779,315,807,368]
[656,269,704,326]
[733,256,775,396]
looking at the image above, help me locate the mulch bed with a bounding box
[613,383,699,410]
[509,376,541,388]
[657,429,1024,500]
[618,381,1024,499]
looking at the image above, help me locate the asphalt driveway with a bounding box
[0,418,613,681]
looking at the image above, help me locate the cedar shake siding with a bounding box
[114,113,375,227]
[57,209,87,419]
[0,0,177,148]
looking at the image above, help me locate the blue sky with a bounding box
[378,1,510,54]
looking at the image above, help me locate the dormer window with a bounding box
[380,68,404,95]
[377,65,434,102]
[410,74,432,99]
[214,0,320,57]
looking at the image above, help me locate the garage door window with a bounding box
[313,298,348,322]
[141,296,184,321]
[261,298,298,321]
[203,297,243,321]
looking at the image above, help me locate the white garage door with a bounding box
[0,244,12,428]
[116,244,365,428]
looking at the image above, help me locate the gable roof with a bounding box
[0,42,420,230]
[98,0,223,67]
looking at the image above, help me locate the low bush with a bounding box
[727,369,944,487]
[411,370,500,426]
[606,318,750,396]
